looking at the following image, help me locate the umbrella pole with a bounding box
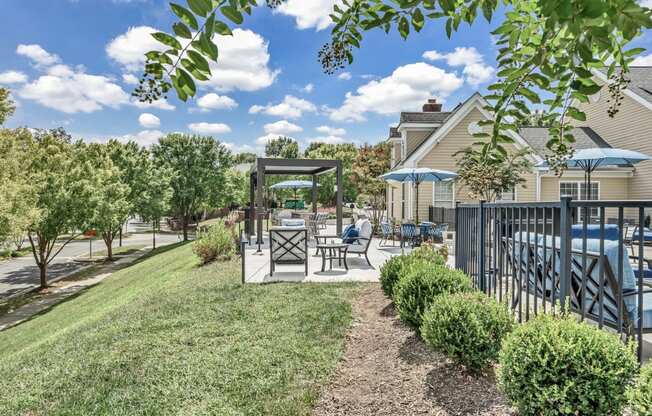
[415,182,420,224]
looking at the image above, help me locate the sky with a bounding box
[1,0,652,155]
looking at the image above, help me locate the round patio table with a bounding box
[316,243,349,272]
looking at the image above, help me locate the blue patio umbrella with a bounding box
[380,167,458,223]
[270,180,319,204]
[538,148,650,200]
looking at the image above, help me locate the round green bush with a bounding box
[192,221,237,264]
[393,262,473,329]
[630,364,652,415]
[379,254,411,299]
[498,313,637,416]
[410,245,447,264]
[420,292,513,370]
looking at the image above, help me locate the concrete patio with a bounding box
[242,226,419,283]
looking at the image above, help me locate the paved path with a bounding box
[0,222,182,299]
[0,249,150,331]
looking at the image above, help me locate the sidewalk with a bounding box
[0,248,154,331]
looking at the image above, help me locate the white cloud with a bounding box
[249,95,317,118]
[263,120,303,135]
[131,98,176,111]
[223,141,256,154]
[138,113,160,128]
[188,122,231,135]
[632,53,652,66]
[196,93,238,111]
[122,73,139,85]
[302,83,314,93]
[106,26,162,72]
[255,133,291,146]
[106,27,277,92]
[329,62,463,122]
[316,125,346,136]
[117,129,163,146]
[305,135,347,145]
[0,70,28,84]
[16,44,60,66]
[338,72,352,80]
[640,0,652,8]
[422,47,494,86]
[19,67,129,114]
[275,0,342,31]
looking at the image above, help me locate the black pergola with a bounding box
[249,158,343,244]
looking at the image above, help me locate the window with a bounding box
[559,181,600,220]
[497,187,516,202]
[432,181,454,208]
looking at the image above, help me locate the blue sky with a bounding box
[1,0,651,154]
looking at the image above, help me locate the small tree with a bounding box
[265,136,299,159]
[136,158,172,249]
[152,134,232,240]
[304,142,358,205]
[455,147,533,202]
[82,143,132,260]
[0,88,15,126]
[24,129,94,288]
[351,142,390,226]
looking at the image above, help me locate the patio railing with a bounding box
[455,197,652,361]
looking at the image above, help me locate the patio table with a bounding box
[316,243,349,272]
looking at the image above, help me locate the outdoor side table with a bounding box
[316,243,349,272]
[314,234,340,255]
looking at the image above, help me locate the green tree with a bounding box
[223,169,249,209]
[265,136,299,159]
[81,143,132,260]
[139,0,651,177]
[24,130,95,288]
[304,142,358,205]
[350,142,390,226]
[233,152,256,164]
[0,129,39,248]
[0,88,15,125]
[152,134,232,240]
[136,156,172,249]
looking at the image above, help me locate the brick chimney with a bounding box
[422,99,442,112]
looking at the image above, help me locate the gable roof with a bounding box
[518,126,611,157]
[399,111,452,124]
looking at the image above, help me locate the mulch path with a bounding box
[312,285,516,416]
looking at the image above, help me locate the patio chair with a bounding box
[379,221,396,247]
[400,223,419,248]
[269,226,308,276]
[426,223,448,243]
[345,218,374,268]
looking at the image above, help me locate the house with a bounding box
[387,67,652,222]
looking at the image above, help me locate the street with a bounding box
[0,221,183,299]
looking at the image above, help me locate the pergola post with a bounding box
[256,159,265,247]
[336,160,343,234]
[311,174,318,215]
[248,172,255,241]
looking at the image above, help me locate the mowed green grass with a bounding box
[0,243,361,415]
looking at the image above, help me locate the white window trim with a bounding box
[558,181,601,201]
[431,181,455,208]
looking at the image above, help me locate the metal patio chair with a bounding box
[400,223,418,248]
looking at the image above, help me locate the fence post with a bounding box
[478,200,486,292]
[559,196,572,310]
[454,202,461,270]
[240,229,246,284]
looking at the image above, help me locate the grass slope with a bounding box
[0,243,360,415]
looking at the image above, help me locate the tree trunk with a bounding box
[39,262,47,289]
[152,220,156,249]
[103,233,114,260]
[182,216,189,241]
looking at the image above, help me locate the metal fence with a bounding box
[428,206,456,230]
[455,198,652,361]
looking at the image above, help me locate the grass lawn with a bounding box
[0,243,361,415]
[90,244,147,258]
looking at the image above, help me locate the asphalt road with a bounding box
[0,222,184,299]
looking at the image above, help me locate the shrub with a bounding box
[379,254,412,299]
[410,244,447,264]
[193,221,237,264]
[498,313,637,416]
[421,292,513,370]
[630,364,652,415]
[393,263,473,328]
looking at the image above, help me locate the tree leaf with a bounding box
[214,20,232,35]
[151,32,182,50]
[172,22,192,39]
[199,32,218,61]
[566,107,586,121]
[170,3,199,30]
[221,6,243,24]
[188,50,211,73]
[187,0,211,17]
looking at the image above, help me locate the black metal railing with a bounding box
[455,198,652,361]
[428,206,456,230]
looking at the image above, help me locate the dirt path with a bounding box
[312,285,514,416]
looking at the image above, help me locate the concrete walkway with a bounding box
[0,248,152,331]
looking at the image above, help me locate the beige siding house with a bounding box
[387,69,652,222]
